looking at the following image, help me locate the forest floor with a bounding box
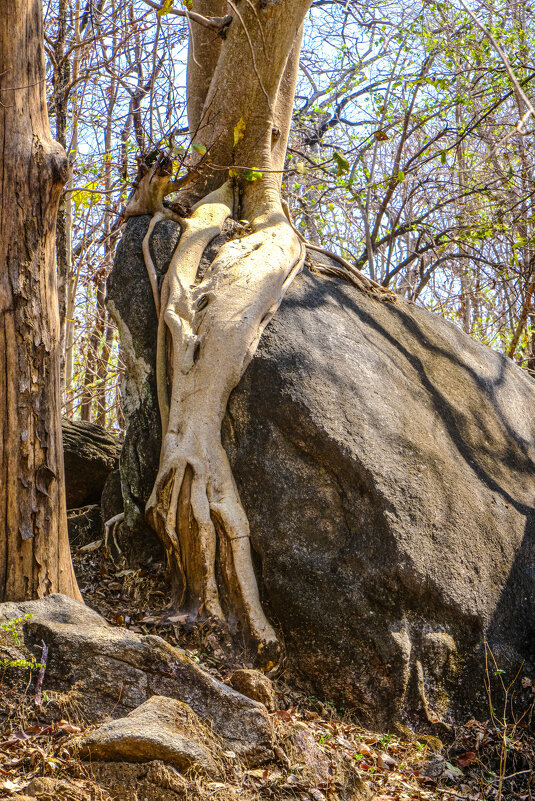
[0,514,534,801]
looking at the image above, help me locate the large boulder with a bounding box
[109,216,535,729]
[62,418,121,509]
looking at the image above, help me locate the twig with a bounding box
[139,0,232,33]
[34,641,48,707]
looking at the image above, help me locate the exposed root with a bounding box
[141,209,185,319]
[306,242,395,299]
[102,512,124,566]
[140,180,303,667]
[281,198,396,300]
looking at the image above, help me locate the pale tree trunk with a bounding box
[54,0,71,402]
[64,0,83,416]
[124,0,312,665]
[95,90,118,428]
[0,0,81,601]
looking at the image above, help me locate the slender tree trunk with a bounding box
[0,0,81,601]
[54,0,72,401]
[80,280,105,422]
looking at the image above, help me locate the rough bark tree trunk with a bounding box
[0,0,81,601]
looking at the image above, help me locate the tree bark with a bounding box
[0,0,81,601]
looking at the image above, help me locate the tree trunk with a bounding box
[120,0,312,664]
[53,0,71,402]
[0,0,81,601]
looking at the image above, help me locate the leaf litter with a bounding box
[0,543,533,800]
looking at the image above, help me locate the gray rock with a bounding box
[110,216,535,728]
[62,418,121,509]
[225,269,535,727]
[76,695,218,774]
[0,595,272,762]
[100,469,123,526]
[107,217,178,556]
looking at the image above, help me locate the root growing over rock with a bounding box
[129,169,309,665]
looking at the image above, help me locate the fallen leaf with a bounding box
[378,752,397,770]
[246,768,267,778]
[274,710,293,721]
[456,751,476,768]
[2,778,27,793]
[162,612,189,625]
[0,731,31,749]
[57,722,82,734]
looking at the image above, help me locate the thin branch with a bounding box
[139,0,232,33]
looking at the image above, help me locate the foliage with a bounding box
[0,615,44,672]
[43,0,535,432]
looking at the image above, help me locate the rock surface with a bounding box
[109,216,535,728]
[0,595,272,762]
[229,669,276,711]
[62,418,121,509]
[76,695,218,774]
[107,217,179,553]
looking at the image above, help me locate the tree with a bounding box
[0,0,80,601]
[121,0,376,664]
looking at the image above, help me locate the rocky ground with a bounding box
[0,512,533,801]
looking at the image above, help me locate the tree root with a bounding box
[281,198,396,301]
[103,512,125,566]
[139,181,304,667]
[141,209,185,319]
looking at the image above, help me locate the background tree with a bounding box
[0,0,80,601]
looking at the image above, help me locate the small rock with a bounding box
[422,757,445,778]
[76,695,218,774]
[289,729,331,786]
[229,668,276,710]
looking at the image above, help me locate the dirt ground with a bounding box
[1,519,533,801]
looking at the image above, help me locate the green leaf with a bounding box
[243,169,263,182]
[333,150,350,175]
[440,151,447,165]
[72,181,100,211]
[156,0,174,17]
[397,170,405,182]
[233,118,246,147]
[192,143,207,155]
